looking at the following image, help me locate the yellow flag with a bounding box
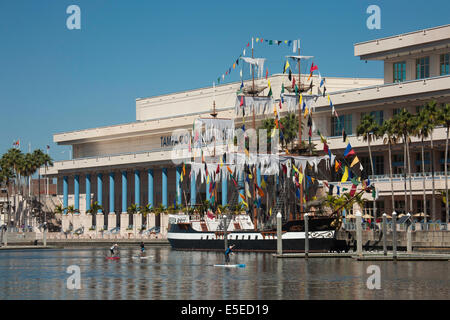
[304,106,309,118]
[269,207,272,216]
[268,79,271,88]
[350,156,360,168]
[299,94,303,106]
[242,200,248,208]
[341,166,349,182]
[180,175,183,182]
[261,179,266,189]
[233,63,236,69]
[292,164,299,174]
[311,177,315,183]
[284,60,290,73]
[298,172,304,183]
[220,157,223,167]
[206,175,210,184]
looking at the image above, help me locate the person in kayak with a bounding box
[225,244,235,264]
[110,243,119,257]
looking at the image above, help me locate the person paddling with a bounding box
[110,243,119,257]
[140,242,145,255]
[225,244,235,264]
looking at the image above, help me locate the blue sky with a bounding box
[0,0,449,162]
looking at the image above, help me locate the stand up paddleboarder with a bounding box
[110,243,119,257]
[140,242,145,255]
[225,244,235,264]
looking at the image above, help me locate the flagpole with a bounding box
[298,40,304,220]
[251,37,258,231]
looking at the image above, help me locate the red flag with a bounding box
[265,69,268,80]
[350,184,357,197]
[279,100,282,109]
[292,76,296,89]
[247,42,250,47]
[323,142,329,153]
[216,164,220,174]
[240,95,244,106]
[310,62,318,73]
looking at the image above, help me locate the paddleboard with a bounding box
[106,256,120,260]
[132,255,153,259]
[214,264,246,268]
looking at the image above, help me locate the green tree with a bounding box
[356,114,379,218]
[438,103,450,224]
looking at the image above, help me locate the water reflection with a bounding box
[0,247,448,300]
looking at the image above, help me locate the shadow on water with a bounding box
[0,247,448,299]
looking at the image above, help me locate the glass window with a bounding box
[416,56,430,79]
[415,152,431,172]
[441,53,449,76]
[393,108,401,116]
[392,154,404,174]
[361,156,384,175]
[361,111,384,126]
[331,114,352,136]
[393,61,406,82]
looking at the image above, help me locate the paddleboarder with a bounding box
[110,243,119,257]
[140,242,145,255]
[224,244,235,264]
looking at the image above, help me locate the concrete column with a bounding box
[120,213,128,235]
[392,211,398,260]
[109,172,115,214]
[222,173,228,206]
[277,212,282,255]
[133,213,140,235]
[74,175,79,211]
[108,213,116,230]
[63,176,68,214]
[135,170,140,207]
[304,213,309,258]
[162,168,168,208]
[176,167,182,205]
[85,174,91,212]
[122,171,127,213]
[382,213,387,256]
[148,169,154,208]
[356,210,362,257]
[97,173,103,213]
[190,169,196,207]
[43,227,47,246]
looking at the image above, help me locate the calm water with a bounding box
[0,247,448,300]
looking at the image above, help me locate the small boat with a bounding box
[106,256,120,260]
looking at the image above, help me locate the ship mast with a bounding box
[251,37,258,231]
[297,42,304,220]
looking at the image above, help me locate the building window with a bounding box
[441,53,449,76]
[331,114,352,137]
[416,56,430,79]
[415,152,431,172]
[392,154,404,175]
[361,111,383,126]
[417,200,430,215]
[393,108,401,116]
[361,156,384,175]
[439,151,450,172]
[394,201,405,214]
[393,61,406,82]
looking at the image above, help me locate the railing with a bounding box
[342,221,448,231]
[332,171,447,184]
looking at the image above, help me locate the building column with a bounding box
[85,174,91,212]
[109,172,115,214]
[190,170,196,207]
[222,173,228,206]
[135,170,140,207]
[162,168,168,208]
[74,175,79,212]
[97,173,103,213]
[148,169,154,208]
[122,171,127,213]
[176,167,182,205]
[63,176,68,214]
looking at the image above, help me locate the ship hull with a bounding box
[167,224,348,253]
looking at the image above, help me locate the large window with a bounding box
[439,151,450,172]
[361,111,384,126]
[441,53,449,76]
[416,56,430,79]
[392,154,404,174]
[393,61,406,82]
[331,114,352,137]
[361,156,384,175]
[415,152,431,172]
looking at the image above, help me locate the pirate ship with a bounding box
[167,38,370,252]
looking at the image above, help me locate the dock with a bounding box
[273,252,450,261]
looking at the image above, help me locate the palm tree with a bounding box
[378,119,399,214]
[0,160,14,228]
[356,114,379,219]
[438,103,450,224]
[423,101,439,220]
[66,205,79,232]
[392,109,414,214]
[413,108,433,220]
[139,203,153,230]
[280,113,299,150]
[86,201,103,228]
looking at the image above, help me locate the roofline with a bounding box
[354,24,450,47]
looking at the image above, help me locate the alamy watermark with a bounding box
[366,265,381,290]
[366,5,381,30]
[66,5,81,30]
[66,265,81,290]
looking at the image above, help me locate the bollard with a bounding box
[406,213,412,254]
[355,211,362,257]
[382,213,387,256]
[277,212,282,255]
[392,211,397,261]
[223,215,228,251]
[43,228,47,247]
[304,213,309,258]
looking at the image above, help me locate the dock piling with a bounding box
[356,211,362,257]
[304,213,309,258]
[392,211,397,261]
[407,213,412,253]
[277,212,282,255]
[382,213,387,256]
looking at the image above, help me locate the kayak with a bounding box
[214,264,246,268]
[106,256,120,260]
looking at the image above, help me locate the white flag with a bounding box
[293,40,297,53]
